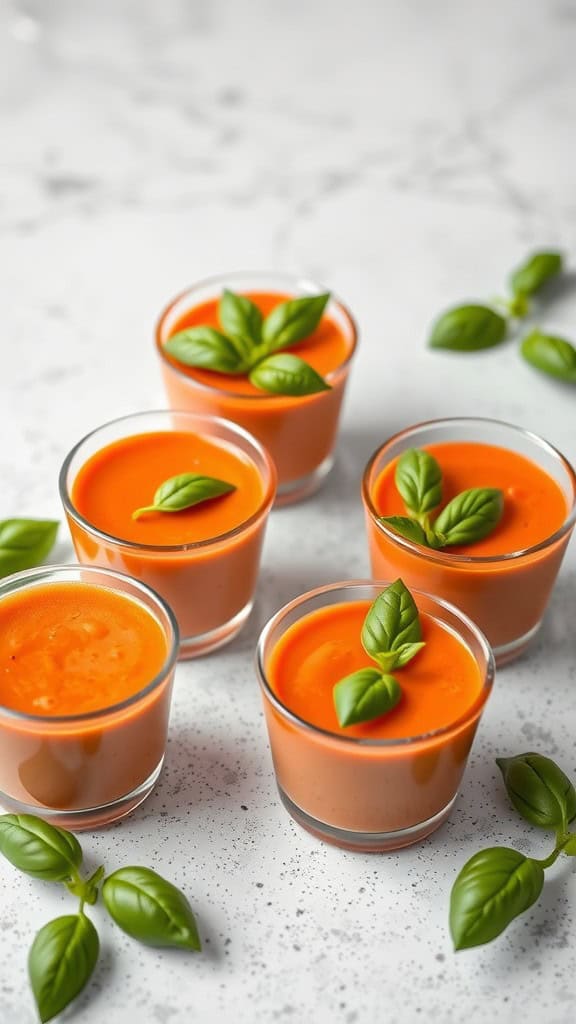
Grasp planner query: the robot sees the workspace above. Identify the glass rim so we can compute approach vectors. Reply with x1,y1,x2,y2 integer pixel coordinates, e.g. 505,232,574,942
59,409,277,553
154,269,359,401
361,416,576,565
255,579,495,748
0,563,180,725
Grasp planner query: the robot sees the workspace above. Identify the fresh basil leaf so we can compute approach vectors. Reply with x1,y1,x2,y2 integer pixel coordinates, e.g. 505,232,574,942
0,814,82,882
378,641,426,671
133,474,236,520
521,329,576,383
262,293,330,352
333,668,401,727
496,753,576,832
219,289,262,354
378,516,430,546
361,579,423,662
165,327,246,374
510,250,563,298
0,519,59,579
28,914,99,1023
102,866,201,951
450,847,544,950
433,487,504,547
395,448,443,519
249,353,330,396
429,304,507,351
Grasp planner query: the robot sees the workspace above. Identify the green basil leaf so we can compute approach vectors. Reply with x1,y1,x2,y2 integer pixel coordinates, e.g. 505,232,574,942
450,847,544,950
510,250,563,297
165,327,246,374
361,579,423,663
0,814,82,881
429,304,507,351
394,448,443,519
133,474,236,520
378,516,430,546
563,835,576,856
496,752,576,831
433,487,504,547
102,866,201,951
377,641,426,671
29,913,99,1023
219,289,262,354
333,668,401,727
0,519,59,579
262,293,330,352
521,329,576,383
249,353,330,396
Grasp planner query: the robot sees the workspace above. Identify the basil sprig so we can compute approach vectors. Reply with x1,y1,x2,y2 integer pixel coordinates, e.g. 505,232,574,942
133,473,236,520
520,329,576,383
0,519,59,579
0,814,203,1020
450,752,576,950
379,448,504,551
332,579,425,728
165,289,331,396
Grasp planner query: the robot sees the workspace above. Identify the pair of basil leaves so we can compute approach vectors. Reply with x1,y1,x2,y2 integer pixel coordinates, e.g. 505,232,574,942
165,289,332,396
379,448,504,550
430,250,576,383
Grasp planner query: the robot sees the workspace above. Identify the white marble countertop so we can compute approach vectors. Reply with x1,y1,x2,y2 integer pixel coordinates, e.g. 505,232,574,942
1,1,575,1021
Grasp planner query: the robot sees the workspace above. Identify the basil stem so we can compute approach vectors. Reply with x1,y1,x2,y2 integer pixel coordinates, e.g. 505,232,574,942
521,329,576,383
429,305,507,352
333,669,401,728
133,474,236,520
102,866,201,951
0,519,59,579
496,753,576,833
28,913,99,1023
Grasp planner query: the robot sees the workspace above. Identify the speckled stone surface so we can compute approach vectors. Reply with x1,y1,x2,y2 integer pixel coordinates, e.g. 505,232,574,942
1,1,575,1021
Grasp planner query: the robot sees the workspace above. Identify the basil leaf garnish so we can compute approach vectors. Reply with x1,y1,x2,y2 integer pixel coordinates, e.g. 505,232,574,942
510,250,563,298
361,579,423,665
521,329,576,383
429,304,507,351
433,487,504,547
496,753,576,832
249,353,330,395
28,913,99,1023
133,474,236,520
0,519,59,579
262,293,330,352
219,289,262,354
449,847,544,950
333,668,401,727
165,327,247,374
0,814,82,882
394,448,443,520
378,516,430,546
102,866,201,951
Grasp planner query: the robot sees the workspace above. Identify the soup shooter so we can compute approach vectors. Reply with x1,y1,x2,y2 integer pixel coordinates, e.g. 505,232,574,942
0,565,178,828
155,272,358,504
362,418,576,665
257,580,493,851
60,411,276,657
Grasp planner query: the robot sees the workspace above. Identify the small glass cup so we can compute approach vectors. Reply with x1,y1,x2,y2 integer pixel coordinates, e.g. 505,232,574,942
0,564,178,830
60,410,276,658
155,271,358,505
256,581,494,852
362,418,576,666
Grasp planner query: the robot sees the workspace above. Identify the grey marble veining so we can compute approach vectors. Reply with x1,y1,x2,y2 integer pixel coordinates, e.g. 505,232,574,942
1,1,575,1022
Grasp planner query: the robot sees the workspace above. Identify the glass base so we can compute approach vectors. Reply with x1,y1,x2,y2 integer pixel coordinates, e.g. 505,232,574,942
178,599,253,659
0,759,164,831
493,620,542,667
278,786,457,851
275,453,335,507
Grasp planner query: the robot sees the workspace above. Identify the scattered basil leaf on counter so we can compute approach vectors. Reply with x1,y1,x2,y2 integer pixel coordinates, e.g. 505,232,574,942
361,579,423,665
450,848,544,951
102,867,201,951
378,516,429,546
333,669,401,728
394,448,443,523
429,305,507,351
432,487,504,547
219,289,262,355
0,814,82,882
0,519,59,579
165,326,247,374
28,913,99,1024
510,250,563,298
132,473,236,520
249,353,330,395
520,329,576,382
262,293,330,352
496,753,576,832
